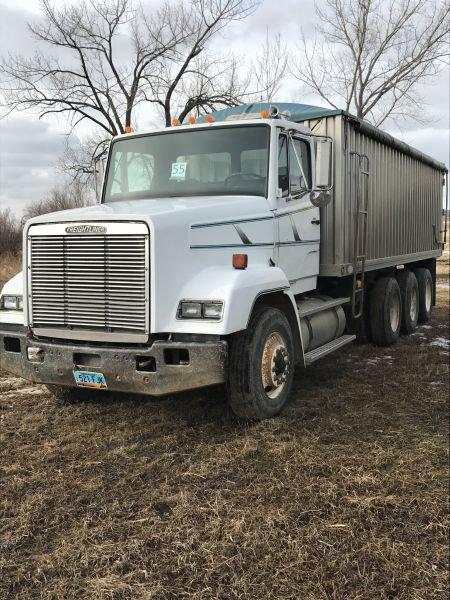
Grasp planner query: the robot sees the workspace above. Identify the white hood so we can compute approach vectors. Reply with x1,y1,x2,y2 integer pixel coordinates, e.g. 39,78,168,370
29,194,270,223
22,194,285,336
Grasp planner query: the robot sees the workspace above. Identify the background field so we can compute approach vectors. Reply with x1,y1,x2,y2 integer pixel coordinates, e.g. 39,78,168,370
0,254,448,599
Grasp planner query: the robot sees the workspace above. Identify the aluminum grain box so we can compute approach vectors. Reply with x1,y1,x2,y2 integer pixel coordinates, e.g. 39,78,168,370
294,108,447,277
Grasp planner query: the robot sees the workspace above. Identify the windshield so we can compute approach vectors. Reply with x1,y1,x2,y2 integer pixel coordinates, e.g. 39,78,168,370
104,125,269,201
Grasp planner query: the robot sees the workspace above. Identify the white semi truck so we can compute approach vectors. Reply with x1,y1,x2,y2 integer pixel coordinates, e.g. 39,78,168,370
0,103,447,419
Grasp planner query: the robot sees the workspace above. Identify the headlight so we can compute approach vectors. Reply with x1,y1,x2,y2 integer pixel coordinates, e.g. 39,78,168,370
203,302,223,319
178,300,223,320
1,295,23,311
180,301,203,319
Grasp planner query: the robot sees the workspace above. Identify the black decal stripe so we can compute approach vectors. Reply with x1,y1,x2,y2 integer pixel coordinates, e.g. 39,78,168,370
191,206,316,230
275,205,316,217
191,215,273,229
190,243,273,249
233,224,252,245
190,240,319,249
278,240,319,246
289,214,301,242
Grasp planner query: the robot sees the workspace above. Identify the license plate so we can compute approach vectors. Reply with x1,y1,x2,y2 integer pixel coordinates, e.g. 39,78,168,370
73,370,107,389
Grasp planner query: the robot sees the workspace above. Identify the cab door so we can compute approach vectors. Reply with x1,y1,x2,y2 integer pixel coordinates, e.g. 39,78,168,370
274,133,320,292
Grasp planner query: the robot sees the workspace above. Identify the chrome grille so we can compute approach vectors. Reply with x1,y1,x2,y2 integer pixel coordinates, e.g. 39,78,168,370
29,225,149,341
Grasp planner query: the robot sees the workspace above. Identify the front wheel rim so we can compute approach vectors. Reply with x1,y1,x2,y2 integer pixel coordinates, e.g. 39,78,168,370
261,332,290,400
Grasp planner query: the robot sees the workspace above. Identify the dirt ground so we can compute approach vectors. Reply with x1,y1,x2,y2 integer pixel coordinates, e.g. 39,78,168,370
1,257,449,599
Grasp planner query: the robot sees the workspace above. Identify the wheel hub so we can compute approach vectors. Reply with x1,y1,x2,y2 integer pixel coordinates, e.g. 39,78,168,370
261,333,290,399
410,286,419,322
390,293,400,332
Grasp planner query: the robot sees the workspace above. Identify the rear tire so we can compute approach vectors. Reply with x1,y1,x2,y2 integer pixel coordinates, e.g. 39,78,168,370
413,268,433,323
397,269,419,334
227,308,294,420
369,276,402,346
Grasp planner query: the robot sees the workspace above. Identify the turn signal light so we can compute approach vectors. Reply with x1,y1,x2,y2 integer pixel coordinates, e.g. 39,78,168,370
233,253,248,269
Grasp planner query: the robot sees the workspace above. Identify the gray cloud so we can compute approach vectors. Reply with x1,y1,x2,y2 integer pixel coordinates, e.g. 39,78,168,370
0,118,66,213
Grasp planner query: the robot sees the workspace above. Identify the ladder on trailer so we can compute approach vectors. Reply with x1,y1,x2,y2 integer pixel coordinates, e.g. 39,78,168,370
350,152,370,319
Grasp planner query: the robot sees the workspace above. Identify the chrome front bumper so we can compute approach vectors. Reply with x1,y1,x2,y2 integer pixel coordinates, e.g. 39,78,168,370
0,327,227,396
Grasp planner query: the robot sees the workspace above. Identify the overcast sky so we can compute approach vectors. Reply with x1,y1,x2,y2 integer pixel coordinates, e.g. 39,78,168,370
0,0,448,214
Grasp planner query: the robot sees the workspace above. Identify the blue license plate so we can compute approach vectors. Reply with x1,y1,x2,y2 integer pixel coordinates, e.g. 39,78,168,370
73,370,107,389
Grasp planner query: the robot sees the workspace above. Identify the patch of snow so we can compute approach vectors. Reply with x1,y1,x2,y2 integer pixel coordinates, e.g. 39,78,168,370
365,356,393,365
20,387,45,395
430,337,450,349
436,283,449,289
0,378,24,391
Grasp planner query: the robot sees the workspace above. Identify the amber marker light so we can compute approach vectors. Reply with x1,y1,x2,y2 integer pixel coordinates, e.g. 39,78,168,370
171,118,181,126
233,253,248,270
260,109,269,118
205,114,215,123
124,125,134,133
187,115,196,124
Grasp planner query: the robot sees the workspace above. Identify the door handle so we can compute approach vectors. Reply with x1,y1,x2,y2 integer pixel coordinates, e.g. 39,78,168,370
311,218,320,225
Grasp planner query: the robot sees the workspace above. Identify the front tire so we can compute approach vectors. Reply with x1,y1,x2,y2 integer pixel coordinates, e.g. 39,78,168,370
369,276,402,346
227,308,294,420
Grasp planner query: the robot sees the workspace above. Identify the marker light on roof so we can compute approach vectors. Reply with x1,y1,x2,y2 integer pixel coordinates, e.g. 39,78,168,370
124,125,134,133
187,115,196,124
260,109,269,118
205,114,215,123
171,118,181,126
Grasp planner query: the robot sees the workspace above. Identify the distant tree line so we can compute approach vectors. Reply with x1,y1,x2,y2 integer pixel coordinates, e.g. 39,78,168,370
0,182,89,254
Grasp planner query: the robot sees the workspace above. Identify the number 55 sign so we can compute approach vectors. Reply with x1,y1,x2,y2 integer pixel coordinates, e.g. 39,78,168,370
170,162,187,179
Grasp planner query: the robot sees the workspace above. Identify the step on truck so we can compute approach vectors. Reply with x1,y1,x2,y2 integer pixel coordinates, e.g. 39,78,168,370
0,103,447,419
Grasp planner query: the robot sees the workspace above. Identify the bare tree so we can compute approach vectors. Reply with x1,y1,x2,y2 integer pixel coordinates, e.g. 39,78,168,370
1,0,260,132
0,209,22,254
294,0,450,126
253,30,288,103
0,0,287,184
22,181,92,221
58,135,111,187
147,50,252,125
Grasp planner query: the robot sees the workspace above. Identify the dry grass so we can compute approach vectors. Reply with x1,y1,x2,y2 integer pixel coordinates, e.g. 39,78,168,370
0,261,448,599
0,252,21,287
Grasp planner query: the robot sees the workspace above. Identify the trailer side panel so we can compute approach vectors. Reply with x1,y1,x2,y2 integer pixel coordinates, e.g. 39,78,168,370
301,115,445,277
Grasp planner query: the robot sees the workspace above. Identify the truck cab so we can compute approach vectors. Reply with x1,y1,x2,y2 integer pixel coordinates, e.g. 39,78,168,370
0,103,444,419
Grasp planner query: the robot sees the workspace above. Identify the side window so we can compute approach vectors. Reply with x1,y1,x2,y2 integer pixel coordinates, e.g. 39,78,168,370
278,135,289,196
289,138,311,195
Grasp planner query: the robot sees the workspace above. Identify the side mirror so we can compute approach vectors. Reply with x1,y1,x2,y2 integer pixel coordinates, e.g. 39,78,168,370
310,189,332,208
310,137,333,208
314,137,333,189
